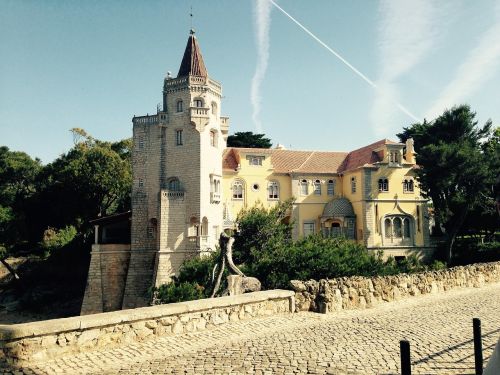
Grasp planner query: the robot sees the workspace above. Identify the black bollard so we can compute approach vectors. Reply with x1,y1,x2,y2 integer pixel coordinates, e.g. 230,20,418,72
400,340,411,375
473,318,483,375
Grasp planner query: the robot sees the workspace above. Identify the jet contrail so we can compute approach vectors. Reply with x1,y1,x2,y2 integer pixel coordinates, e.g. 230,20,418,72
268,0,421,122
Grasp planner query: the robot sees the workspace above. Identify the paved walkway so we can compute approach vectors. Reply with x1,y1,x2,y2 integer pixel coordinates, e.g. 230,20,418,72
7,283,500,375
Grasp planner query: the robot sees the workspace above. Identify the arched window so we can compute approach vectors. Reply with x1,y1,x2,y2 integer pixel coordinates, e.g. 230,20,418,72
201,217,208,236
393,217,402,237
378,178,389,192
327,180,335,196
403,179,414,193
384,218,392,238
194,98,203,108
176,100,183,112
403,217,411,238
314,180,321,195
300,179,308,195
268,181,279,200
351,177,356,193
211,102,218,115
232,180,244,200
383,215,413,245
210,130,217,147
167,177,180,191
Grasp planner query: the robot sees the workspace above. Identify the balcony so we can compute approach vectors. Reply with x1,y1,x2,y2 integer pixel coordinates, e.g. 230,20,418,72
211,192,221,203
161,190,185,200
187,235,210,250
133,114,158,126
190,107,209,118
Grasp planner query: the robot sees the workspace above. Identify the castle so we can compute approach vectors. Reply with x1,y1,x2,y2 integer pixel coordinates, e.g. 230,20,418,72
81,31,434,314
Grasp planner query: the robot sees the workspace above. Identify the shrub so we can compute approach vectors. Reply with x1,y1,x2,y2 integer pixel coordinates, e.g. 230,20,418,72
153,251,223,304
40,225,77,257
245,235,392,289
153,281,205,304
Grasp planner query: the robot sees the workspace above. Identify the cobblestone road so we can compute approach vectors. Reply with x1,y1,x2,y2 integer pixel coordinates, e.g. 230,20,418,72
9,283,500,375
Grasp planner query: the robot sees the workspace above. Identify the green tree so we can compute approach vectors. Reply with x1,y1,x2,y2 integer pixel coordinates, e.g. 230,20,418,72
227,131,272,148
233,199,294,264
397,105,495,261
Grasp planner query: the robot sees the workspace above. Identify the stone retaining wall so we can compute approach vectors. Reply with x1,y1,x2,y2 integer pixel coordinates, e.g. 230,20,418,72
0,290,294,365
291,262,500,313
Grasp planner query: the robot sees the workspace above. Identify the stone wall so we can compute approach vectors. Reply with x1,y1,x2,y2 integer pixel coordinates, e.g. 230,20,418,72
81,244,131,315
291,262,500,313
0,290,294,365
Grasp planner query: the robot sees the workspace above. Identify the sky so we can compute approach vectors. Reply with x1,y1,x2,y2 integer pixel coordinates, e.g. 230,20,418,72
1,0,499,163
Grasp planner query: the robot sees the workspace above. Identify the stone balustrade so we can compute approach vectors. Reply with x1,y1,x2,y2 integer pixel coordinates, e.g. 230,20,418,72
291,261,500,313
0,290,294,365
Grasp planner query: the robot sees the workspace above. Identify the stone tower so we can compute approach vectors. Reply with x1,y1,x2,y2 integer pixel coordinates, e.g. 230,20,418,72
121,30,229,309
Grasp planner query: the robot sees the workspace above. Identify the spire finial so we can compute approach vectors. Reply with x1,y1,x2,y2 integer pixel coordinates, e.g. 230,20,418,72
190,6,194,34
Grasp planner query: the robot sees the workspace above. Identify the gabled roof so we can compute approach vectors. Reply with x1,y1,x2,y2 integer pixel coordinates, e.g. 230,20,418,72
177,31,208,78
222,139,403,174
339,139,401,172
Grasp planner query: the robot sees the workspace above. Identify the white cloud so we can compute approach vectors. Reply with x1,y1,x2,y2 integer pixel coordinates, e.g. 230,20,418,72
250,0,272,133
371,0,445,133
425,4,500,120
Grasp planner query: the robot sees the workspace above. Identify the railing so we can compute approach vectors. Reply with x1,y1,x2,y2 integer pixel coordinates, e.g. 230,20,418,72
186,235,209,249
133,115,158,125
211,192,221,203
161,190,185,199
190,107,209,117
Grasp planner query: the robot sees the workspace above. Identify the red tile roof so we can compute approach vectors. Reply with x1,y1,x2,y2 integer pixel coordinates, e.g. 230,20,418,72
222,139,402,174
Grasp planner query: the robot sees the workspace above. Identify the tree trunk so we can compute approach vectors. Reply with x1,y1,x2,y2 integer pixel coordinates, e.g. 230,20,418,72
445,208,469,263
0,258,20,281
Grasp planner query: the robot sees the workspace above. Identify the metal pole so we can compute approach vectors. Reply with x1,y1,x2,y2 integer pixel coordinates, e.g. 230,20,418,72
473,318,483,375
400,340,411,375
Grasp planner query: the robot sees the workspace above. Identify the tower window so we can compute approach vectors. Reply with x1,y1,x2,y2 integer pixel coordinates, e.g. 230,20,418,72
176,130,183,145
167,177,181,191
194,99,203,108
249,156,263,166
138,136,144,150
138,178,144,187
378,178,389,192
351,177,356,193
314,180,321,195
327,180,335,196
211,102,217,115
176,100,183,112
210,130,217,147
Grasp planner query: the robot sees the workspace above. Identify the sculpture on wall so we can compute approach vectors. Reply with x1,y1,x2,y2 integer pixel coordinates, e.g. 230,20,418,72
210,232,261,297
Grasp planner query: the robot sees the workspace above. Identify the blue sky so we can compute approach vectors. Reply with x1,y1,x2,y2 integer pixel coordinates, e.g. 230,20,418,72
1,0,499,163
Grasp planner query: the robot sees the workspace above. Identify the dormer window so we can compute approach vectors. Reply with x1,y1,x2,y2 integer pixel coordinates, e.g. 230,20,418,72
403,179,414,193
389,150,401,166
378,178,389,192
248,156,263,166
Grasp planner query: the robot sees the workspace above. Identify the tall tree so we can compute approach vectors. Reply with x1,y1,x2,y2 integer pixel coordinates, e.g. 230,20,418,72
227,132,272,148
397,105,495,261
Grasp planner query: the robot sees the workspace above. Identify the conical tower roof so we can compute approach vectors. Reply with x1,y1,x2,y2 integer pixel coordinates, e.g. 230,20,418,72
177,30,208,78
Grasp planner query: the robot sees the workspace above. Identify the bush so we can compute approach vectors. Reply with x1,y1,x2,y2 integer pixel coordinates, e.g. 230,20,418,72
40,225,77,257
152,251,223,304
245,235,392,289
153,281,204,304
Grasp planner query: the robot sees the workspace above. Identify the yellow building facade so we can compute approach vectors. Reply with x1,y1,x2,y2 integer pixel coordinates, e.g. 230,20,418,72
222,138,434,260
